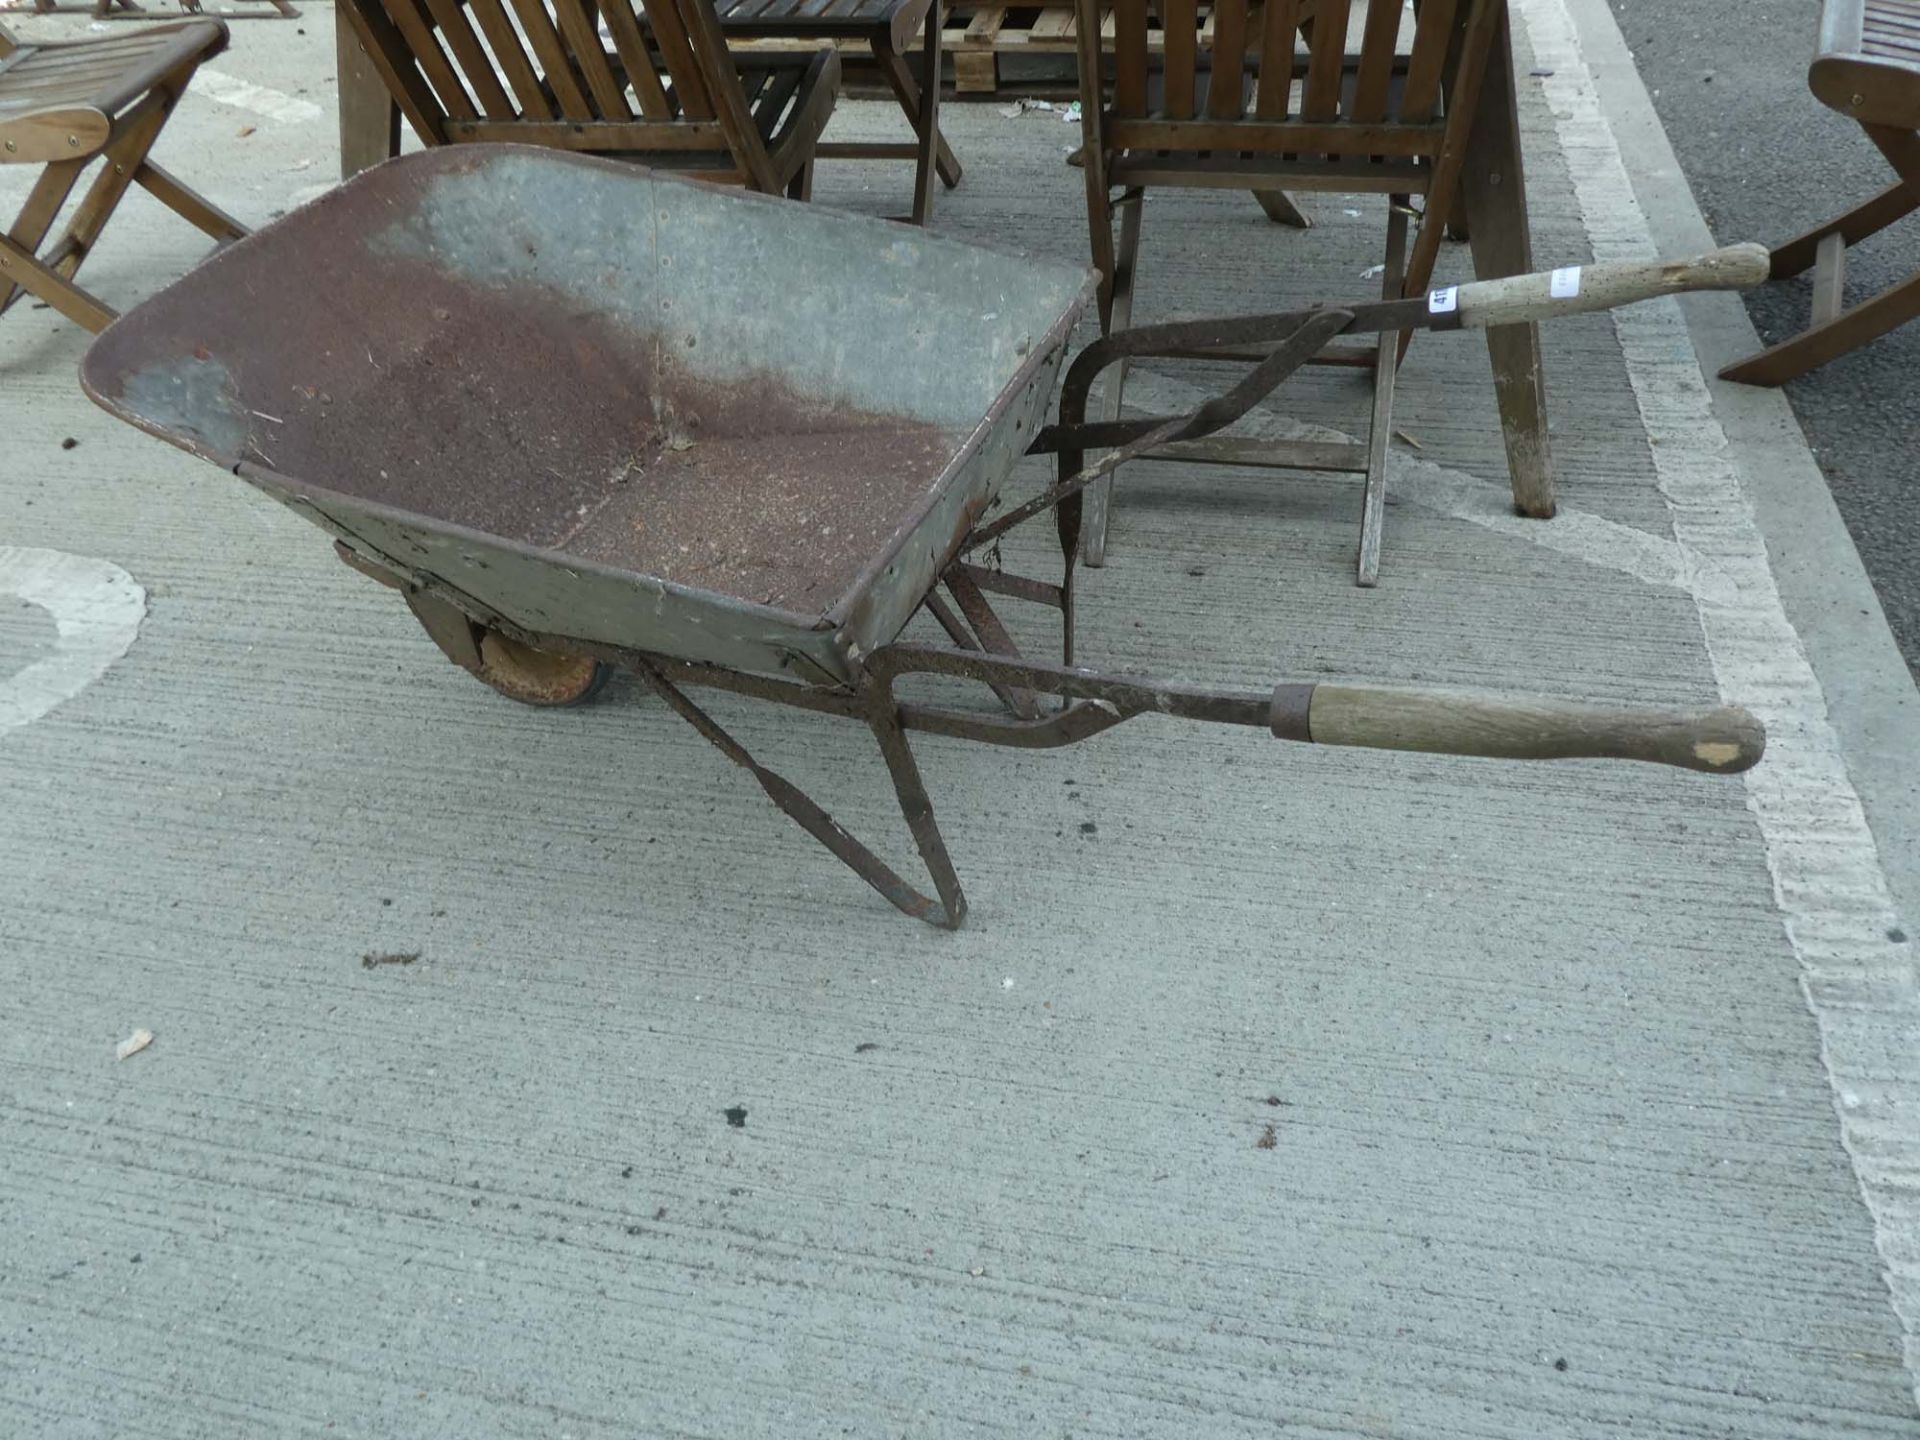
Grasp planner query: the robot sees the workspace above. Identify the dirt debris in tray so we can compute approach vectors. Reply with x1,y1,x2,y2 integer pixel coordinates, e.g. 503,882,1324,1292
563,423,963,614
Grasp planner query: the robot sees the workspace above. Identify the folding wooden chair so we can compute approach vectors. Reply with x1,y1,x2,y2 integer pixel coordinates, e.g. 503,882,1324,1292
1072,0,1554,583
337,0,839,198
1721,0,1920,385
0,18,247,334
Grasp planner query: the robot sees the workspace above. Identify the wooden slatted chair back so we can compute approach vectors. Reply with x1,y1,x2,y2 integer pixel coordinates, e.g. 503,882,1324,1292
1086,0,1498,186
339,0,780,188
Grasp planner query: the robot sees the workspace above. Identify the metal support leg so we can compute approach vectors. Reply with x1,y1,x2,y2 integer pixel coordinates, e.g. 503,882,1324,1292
631,658,966,928
1081,187,1143,567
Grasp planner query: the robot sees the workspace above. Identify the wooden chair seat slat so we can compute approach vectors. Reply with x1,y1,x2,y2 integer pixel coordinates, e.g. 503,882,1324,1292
748,57,804,140
1113,0,1149,112
504,0,596,119
597,0,675,117
418,0,515,118
377,0,478,121
1301,0,1351,118
1161,0,1198,118
643,0,719,118
1396,0,1456,120
1349,0,1402,122
1205,0,1250,118
549,0,634,119
463,0,556,120
0,22,225,115
1254,0,1300,118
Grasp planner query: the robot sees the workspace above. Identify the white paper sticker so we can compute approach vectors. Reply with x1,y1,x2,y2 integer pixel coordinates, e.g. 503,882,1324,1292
1549,265,1582,299
1427,286,1459,315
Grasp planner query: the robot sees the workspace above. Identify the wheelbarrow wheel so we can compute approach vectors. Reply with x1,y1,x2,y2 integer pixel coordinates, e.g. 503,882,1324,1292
387,577,609,708
472,629,612,708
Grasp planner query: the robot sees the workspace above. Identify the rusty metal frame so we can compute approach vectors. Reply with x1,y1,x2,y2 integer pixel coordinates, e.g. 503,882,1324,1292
339,525,1292,928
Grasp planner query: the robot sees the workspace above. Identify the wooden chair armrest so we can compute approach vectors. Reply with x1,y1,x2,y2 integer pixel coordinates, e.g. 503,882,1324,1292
1810,0,1920,128
0,105,112,164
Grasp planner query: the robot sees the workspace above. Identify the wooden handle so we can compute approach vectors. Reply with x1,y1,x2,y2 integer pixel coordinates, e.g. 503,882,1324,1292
1445,244,1772,330
1291,685,1765,774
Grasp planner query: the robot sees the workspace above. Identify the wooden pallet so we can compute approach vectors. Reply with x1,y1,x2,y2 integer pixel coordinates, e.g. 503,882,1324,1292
732,4,1218,96
951,3,1214,92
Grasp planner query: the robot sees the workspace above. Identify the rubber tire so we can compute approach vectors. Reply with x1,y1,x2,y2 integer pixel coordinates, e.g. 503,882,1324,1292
472,629,613,708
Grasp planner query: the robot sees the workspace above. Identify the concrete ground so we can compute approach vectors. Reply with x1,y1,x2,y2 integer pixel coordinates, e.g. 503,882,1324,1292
2,1,1916,1435
1612,0,1920,677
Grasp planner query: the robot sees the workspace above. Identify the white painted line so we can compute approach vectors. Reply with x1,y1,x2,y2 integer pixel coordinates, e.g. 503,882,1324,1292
0,548,145,736
1524,0,1919,1400
191,68,324,126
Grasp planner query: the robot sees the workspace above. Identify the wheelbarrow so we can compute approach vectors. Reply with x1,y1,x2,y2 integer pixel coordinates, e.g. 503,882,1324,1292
81,147,1768,928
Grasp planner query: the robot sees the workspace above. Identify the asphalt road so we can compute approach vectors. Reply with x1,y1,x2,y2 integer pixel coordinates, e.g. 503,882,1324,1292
1611,0,1918,675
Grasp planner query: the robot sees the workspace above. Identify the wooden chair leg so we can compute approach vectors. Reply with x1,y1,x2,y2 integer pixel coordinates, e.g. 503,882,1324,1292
1253,189,1310,227
337,4,404,180
871,0,963,223
787,157,815,201
1721,125,1920,385
2,73,240,333
1358,198,1409,587
908,0,941,224
1721,264,1920,387
136,162,249,242
1455,11,1554,519
32,91,173,303
0,233,117,331
1765,173,1919,279
0,158,86,315
1081,187,1142,568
